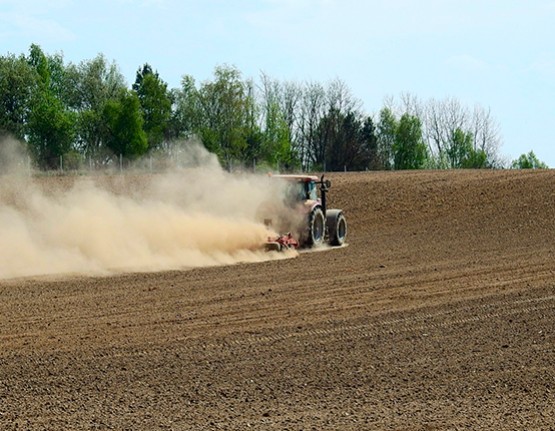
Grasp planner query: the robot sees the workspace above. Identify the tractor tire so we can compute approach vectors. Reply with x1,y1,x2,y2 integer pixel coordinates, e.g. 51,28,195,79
326,209,347,246
306,207,325,247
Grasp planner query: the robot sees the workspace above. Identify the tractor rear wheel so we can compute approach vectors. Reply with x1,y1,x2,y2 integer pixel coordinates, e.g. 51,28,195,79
306,207,325,247
326,209,347,246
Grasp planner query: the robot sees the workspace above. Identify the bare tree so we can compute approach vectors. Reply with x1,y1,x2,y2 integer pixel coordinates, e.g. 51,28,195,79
471,104,502,167
399,92,424,119
386,93,502,168
280,80,302,141
326,77,362,114
428,97,468,167
298,81,326,170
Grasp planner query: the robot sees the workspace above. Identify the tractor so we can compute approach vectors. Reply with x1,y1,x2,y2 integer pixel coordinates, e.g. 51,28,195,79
264,174,347,251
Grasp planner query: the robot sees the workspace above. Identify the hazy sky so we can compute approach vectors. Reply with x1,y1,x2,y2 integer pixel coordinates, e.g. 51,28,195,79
1,0,554,166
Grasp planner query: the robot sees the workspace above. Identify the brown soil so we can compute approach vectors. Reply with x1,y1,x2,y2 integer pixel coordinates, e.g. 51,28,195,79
2,169,555,430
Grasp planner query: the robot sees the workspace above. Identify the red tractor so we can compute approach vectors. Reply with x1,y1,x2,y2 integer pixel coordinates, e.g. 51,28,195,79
265,174,347,251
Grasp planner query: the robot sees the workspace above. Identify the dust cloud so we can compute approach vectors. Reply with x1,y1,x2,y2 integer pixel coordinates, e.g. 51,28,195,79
0,139,296,280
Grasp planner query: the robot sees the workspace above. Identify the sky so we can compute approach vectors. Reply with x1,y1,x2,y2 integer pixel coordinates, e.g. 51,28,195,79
1,0,554,166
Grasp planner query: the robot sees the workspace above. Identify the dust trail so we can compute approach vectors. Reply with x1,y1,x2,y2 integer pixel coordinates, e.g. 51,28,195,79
0,139,296,280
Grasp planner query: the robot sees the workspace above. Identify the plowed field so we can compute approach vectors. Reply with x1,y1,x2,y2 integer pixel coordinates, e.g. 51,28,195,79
2,170,555,430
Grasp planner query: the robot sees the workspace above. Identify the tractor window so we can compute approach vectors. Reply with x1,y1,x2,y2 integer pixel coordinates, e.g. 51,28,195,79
283,180,318,205
285,182,307,205
307,181,318,201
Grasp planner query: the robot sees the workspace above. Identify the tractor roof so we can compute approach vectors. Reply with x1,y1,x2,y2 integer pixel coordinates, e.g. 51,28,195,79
270,174,319,182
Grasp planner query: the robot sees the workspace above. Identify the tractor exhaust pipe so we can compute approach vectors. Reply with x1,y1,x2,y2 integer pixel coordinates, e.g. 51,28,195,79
319,175,331,216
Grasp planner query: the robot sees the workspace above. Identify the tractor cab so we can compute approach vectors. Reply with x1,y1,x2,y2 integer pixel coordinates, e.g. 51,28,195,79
281,176,320,207
272,175,323,209
266,174,346,249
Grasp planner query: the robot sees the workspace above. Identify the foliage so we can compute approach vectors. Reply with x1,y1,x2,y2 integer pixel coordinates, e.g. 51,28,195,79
68,54,127,162
393,114,428,170
0,43,541,173
314,108,374,172
261,99,295,169
361,117,381,170
511,151,548,169
177,65,252,166
388,94,501,168
376,108,397,170
26,90,76,169
448,128,488,169
171,75,202,140
132,64,172,150
258,75,298,170
102,89,147,160
0,53,36,140
25,45,76,170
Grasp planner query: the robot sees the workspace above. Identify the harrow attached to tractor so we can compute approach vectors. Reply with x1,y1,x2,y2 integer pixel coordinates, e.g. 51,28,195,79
265,232,299,252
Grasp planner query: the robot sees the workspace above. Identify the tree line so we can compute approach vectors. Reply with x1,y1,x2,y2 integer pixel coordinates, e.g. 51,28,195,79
0,44,547,172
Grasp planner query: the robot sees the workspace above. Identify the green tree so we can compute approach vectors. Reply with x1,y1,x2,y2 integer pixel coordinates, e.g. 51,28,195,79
190,65,254,167
26,91,76,169
393,113,428,170
66,54,126,111
341,111,374,171
447,128,488,168
132,64,172,150
361,116,380,170
103,89,147,160
511,151,548,169
313,107,337,170
259,75,297,170
265,114,296,169
376,107,397,170
25,44,76,169
447,128,472,168
461,148,488,169
66,54,127,163
0,53,36,140
27,44,49,85
171,75,203,141
309,105,375,172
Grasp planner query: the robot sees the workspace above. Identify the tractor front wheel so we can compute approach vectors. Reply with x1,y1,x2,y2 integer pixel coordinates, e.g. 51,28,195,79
306,207,325,247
